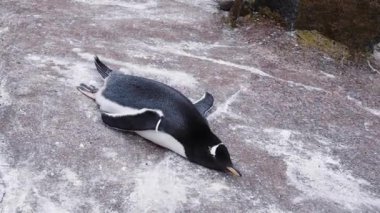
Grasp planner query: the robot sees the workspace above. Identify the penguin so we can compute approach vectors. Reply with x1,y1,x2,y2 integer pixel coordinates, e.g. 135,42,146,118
77,56,241,176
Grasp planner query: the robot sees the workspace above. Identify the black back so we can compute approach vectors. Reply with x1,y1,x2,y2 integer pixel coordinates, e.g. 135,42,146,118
102,72,214,148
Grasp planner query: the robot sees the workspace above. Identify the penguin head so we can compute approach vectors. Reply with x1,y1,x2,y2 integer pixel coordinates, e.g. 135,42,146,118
191,143,242,177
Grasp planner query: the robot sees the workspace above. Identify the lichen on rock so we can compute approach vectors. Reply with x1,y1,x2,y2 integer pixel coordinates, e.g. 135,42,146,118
296,30,350,60
218,0,379,59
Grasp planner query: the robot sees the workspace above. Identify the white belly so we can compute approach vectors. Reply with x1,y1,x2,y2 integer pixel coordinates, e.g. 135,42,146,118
135,130,186,158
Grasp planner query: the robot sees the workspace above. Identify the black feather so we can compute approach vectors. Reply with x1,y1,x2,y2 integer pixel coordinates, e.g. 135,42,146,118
94,56,113,78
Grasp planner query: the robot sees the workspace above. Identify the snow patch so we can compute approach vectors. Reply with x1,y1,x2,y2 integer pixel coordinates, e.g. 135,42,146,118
260,204,292,213
61,168,82,186
347,95,380,117
0,78,11,106
257,128,380,210
173,0,217,13
0,155,47,212
73,0,157,10
139,40,327,92
73,49,198,88
0,134,100,212
146,42,273,78
78,100,98,121
209,89,242,120
319,71,336,79
172,41,237,51
129,156,188,212
284,80,325,92
102,148,118,159
25,54,98,87
75,0,213,24
313,135,332,146
128,154,238,212
208,182,229,191
0,27,9,34
35,193,70,213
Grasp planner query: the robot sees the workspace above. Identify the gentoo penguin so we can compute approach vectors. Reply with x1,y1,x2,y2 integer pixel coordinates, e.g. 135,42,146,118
77,57,241,176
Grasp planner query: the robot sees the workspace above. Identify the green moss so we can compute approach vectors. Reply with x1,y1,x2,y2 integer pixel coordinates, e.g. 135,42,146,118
259,7,284,25
296,30,350,59
296,0,380,54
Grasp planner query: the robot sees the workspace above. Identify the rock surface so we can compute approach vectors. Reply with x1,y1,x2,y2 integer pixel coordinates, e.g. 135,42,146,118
253,0,380,52
254,0,299,29
296,0,380,53
1,0,380,212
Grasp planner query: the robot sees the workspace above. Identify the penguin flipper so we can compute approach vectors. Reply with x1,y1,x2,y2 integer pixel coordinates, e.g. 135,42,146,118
101,110,162,131
194,92,214,117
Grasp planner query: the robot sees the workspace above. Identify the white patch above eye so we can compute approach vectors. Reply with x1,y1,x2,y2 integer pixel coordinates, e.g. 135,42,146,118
209,144,222,156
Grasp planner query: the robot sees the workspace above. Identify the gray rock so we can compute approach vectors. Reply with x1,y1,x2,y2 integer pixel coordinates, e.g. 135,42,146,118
0,0,379,212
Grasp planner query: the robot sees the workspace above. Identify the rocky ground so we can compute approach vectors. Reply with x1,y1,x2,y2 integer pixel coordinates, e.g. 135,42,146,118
1,0,380,212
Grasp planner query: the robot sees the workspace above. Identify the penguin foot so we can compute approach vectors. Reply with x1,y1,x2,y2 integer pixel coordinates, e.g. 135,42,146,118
77,83,97,100
79,83,98,93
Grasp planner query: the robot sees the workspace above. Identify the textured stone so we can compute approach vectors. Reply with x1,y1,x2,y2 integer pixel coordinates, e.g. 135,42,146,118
254,0,299,29
297,0,380,53
253,0,380,53
1,0,380,212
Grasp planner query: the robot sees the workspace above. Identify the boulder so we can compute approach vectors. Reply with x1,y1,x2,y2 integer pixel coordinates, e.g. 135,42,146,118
253,0,299,30
253,0,380,53
296,0,380,53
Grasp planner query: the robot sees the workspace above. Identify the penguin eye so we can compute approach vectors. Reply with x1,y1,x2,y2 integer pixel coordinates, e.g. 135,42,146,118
215,145,230,160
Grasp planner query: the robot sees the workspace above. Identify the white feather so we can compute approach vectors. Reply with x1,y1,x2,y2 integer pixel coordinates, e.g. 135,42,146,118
136,130,186,157
95,79,185,157
95,81,164,117
210,144,222,156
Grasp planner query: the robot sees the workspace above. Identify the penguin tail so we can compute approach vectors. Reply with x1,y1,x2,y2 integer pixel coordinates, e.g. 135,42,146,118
94,56,113,78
